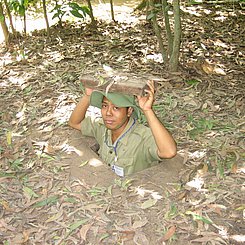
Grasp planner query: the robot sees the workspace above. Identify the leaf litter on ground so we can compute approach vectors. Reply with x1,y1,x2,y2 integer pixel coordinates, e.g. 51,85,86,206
0,3,244,244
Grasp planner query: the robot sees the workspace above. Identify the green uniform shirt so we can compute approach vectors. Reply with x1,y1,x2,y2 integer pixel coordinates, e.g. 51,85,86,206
81,116,161,176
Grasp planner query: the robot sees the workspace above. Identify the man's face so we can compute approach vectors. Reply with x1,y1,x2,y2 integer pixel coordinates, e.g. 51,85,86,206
101,97,129,131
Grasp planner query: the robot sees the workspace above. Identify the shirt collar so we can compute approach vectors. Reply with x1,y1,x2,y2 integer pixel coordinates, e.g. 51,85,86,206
105,117,136,147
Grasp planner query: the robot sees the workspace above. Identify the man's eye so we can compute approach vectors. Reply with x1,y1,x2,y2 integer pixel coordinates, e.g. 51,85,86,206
102,104,107,108
113,106,119,110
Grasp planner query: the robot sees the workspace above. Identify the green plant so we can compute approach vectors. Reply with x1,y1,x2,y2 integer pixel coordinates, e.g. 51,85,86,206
165,203,178,219
37,152,56,162
51,2,66,26
114,178,133,191
186,210,213,224
187,115,216,139
185,79,200,86
51,1,90,27
87,186,106,197
216,158,225,179
33,195,59,207
9,0,27,17
0,146,4,154
224,153,237,171
9,0,28,27
68,2,90,19
9,158,24,170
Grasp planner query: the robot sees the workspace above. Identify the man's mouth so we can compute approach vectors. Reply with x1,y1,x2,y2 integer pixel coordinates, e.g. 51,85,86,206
104,119,114,125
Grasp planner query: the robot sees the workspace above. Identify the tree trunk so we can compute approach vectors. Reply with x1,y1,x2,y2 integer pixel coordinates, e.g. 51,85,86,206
169,0,181,71
3,0,16,36
23,11,26,34
86,0,96,26
145,0,150,20
149,0,166,62
162,0,173,57
0,2,9,44
110,0,115,22
42,0,50,36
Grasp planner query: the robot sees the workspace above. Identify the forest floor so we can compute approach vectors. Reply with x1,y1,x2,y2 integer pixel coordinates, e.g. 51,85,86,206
0,3,244,245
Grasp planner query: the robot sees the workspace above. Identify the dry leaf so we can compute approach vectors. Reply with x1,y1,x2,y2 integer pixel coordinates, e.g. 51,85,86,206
140,198,157,209
213,67,226,75
79,223,92,241
133,231,149,245
190,233,226,243
6,131,12,145
0,219,16,232
22,230,29,243
177,190,188,201
82,203,103,213
162,226,176,241
197,163,209,176
45,210,63,223
231,163,238,173
0,200,13,212
44,144,56,154
207,204,227,216
38,115,55,124
132,218,148,229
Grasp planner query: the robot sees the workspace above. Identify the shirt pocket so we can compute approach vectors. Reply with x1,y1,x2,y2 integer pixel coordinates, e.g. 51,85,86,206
117,157,135,176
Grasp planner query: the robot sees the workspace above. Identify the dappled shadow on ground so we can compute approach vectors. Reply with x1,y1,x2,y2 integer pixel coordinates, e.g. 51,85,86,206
0,3,244,244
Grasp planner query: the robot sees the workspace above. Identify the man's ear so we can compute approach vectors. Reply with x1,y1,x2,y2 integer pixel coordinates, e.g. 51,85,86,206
127,107,134,117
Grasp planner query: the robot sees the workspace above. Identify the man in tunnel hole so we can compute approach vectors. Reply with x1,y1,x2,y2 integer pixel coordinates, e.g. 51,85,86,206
68,80,177,177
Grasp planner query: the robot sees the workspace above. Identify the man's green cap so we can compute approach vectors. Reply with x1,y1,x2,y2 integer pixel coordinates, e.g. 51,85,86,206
90,91,140,118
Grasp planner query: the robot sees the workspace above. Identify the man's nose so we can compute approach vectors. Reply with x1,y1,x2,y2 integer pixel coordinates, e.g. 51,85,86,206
106,106,113,115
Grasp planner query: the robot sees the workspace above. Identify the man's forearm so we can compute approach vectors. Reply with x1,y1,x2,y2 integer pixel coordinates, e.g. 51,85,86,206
143,109,177,158
68,95,90,130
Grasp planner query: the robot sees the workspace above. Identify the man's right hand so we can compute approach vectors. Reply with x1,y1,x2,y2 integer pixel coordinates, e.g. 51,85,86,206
85,87,93,96
68,90,91,130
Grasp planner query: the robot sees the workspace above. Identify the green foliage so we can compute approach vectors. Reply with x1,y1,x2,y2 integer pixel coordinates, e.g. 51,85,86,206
33,195,59,207
146,3,161,20
216,159,225,179
165,203,178,219
187,115,216,139
51,3,66,21
187,0,201,5
146,11,156,20
114,178,133,191
86,186,106,197
9,0,28,16
23,186,39,198
0,14,4,22
146,2,171,20
51,1,90,25
185,79,200,86
9,158,24,170
68,2,90,19
186,210,213,224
